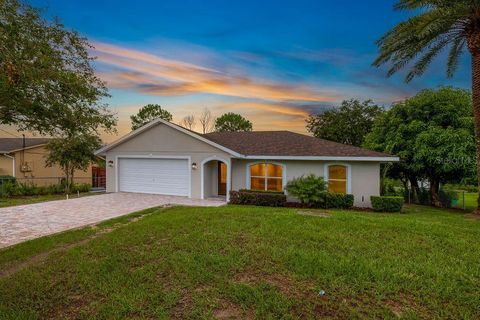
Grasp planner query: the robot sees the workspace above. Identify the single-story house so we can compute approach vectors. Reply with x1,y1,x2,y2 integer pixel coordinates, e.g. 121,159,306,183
96,119,399,207
0,138,98,186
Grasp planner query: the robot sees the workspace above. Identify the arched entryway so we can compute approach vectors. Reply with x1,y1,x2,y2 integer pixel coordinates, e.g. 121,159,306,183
201,157,230,200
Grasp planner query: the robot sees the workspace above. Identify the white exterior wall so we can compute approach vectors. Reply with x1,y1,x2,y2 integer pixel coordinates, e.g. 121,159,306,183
232,159,380,207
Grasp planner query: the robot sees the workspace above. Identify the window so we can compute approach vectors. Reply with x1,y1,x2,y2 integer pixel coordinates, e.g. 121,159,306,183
327,165,347,193
249,163,283,192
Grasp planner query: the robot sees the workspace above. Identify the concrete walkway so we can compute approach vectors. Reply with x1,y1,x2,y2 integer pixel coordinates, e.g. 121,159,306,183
0,193,225,248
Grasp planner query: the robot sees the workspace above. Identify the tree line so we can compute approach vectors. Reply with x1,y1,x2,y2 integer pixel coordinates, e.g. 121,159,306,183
306,87,476,207
130,104,253,133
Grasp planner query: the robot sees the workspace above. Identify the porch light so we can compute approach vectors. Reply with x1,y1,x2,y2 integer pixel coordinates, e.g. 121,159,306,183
191,162,197,170
108,160,114,168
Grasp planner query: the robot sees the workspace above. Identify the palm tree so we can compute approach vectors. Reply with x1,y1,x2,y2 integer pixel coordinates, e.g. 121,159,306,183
373,0,480,211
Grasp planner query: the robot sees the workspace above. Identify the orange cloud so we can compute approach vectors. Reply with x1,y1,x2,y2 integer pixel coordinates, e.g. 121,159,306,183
92,41,339,102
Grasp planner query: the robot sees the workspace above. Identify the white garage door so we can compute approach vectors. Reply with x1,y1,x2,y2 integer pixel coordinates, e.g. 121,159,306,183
118,158,189,196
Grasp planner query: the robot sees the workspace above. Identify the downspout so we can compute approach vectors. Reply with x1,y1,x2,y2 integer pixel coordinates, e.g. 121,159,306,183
3,153,15,177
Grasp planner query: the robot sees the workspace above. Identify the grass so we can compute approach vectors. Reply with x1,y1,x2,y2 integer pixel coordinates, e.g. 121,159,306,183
0,192,98,208
453,192,478,211
0,205,479,319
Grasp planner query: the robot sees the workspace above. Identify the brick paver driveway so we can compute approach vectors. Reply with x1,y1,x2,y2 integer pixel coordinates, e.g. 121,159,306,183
0,193,225,248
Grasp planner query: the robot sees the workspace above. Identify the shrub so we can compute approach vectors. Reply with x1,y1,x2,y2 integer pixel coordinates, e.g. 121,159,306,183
382,179,404,197
371,196,404,212
0,181,16,197
72,183,91,193
438,188,458,208
0,181,91,198
0,175,16,186
229,190,286,207
324,192,354,209
285,175,325,204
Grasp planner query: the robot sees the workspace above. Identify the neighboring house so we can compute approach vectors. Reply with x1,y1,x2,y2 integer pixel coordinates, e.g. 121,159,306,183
0,138,95,186
96,119,399,207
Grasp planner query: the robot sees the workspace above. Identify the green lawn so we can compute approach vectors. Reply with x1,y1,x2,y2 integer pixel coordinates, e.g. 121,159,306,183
0,192,98,208
0,205,479,319
453,192,478,211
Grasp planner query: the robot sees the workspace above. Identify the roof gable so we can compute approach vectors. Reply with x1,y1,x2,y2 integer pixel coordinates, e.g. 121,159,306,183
95,119,242,157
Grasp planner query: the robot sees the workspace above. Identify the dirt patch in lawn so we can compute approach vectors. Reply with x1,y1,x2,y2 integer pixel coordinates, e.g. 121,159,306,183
297,210,331,218
213,299,253,319
464,213,480,220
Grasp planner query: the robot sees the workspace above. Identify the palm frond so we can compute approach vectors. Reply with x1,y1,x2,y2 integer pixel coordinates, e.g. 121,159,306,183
447,37,466,77
395,0,471,11
405,37,450,81
374,4,470,82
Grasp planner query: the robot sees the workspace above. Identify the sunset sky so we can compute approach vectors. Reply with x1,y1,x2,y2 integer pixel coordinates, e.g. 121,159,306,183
14,0,473,141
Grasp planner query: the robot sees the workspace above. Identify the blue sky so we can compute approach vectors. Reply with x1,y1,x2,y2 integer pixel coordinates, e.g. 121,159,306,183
27,0,472,140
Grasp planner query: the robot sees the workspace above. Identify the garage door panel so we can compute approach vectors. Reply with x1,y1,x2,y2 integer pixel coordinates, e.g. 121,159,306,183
118,158,189,196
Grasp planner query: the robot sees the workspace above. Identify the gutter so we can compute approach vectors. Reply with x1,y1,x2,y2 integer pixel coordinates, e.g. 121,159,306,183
2,153,15,177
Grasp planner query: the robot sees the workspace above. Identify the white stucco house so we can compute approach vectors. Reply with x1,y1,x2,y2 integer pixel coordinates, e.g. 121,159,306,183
95,119,399,207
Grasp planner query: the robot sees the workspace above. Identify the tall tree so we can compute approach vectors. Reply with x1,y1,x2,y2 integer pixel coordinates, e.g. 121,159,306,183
364,87,475,206
373,0,480,210
180,115,196,130
0,0,115,136
199,108,215,134
214,112,252,132
306,99,383,146
130,104,172,130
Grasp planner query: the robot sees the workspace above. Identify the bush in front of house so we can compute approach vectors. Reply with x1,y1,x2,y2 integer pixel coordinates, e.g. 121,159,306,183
0,175,16,186
229,190,286,207
324,192,354,209
285,174,326,205
0,181,91,198
285,175,354,209
371,196,404,212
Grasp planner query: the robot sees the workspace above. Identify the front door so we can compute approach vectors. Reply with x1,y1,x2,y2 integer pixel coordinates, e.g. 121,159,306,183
218,161,227,196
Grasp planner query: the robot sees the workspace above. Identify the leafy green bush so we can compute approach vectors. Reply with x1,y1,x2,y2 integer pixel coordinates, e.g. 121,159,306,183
371,196,404,212
229,190,286,207
285,175,325,204
382,179,404,197
72,183,91,193
0,181,16,197
324,192,354,209
0,181,91,198
0,175,16,186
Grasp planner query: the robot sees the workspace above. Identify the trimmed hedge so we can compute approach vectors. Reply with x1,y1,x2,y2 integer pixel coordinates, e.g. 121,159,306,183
229,190,286,207
371,196,404,212
324,192,354,209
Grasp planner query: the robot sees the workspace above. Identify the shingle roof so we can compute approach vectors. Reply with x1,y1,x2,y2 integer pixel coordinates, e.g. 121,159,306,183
0,138,51,153
203,131,394,158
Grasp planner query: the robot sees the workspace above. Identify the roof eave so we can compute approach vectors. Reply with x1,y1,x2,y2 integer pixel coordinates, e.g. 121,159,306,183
240,155,400,162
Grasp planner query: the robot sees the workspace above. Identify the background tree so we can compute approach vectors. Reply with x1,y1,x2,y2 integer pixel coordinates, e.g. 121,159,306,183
45,135,101,194
364,87,475,206
180,115,196,130
199,108,215,133
214,112,252,132
0,0,115,136
130,104,172,130
306,99,383,146
373,0,480,210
